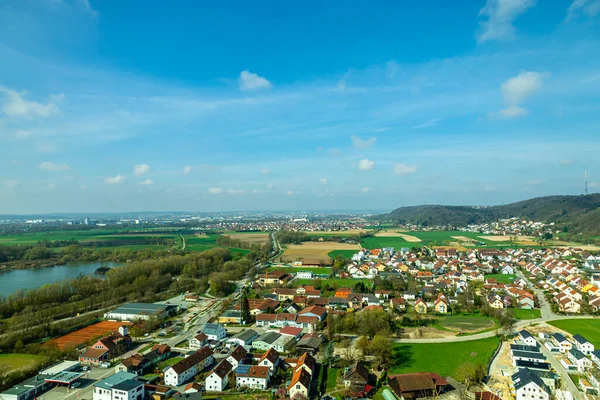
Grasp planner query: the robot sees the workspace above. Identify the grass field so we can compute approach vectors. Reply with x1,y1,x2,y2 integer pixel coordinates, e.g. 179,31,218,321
547,319,600,347
390,336,500,378
267,266,332,275
328,250,358,259
484,274,517,284
282,241,360,264
294,278,373,289
158,356,184,370
512,309,541,320
0,353,44,371
326,367,339,392
224,233,270,245
434,314,497,333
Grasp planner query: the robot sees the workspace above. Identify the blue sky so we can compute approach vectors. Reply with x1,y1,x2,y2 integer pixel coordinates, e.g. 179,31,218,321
1,0,600,213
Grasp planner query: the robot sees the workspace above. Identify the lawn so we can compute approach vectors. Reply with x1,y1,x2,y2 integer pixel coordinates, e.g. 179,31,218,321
390,336,500,379
434,313,498,333
157,356,184,370
547,319,600,347
0,353,44,371
512,309,541,320
360,236,413,249
484,274,517,284
294,278,373,289
326,367,339,392
328,250,359,259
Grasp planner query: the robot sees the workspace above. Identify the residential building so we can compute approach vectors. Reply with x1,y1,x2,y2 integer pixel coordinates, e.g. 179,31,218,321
288,368,311,399
80,328,132,365
201,323,227,341
227,329,258,347
573,334,595,355
414,298,427,314
512,368,550,400
226,345,248,370
343,362,370,389
189,333,208,350
552,333,572,353
257,348,280,373
205,359,233,392
235,365,270,389
164,347,214,386
518,330,538,348
568,348,592,372
93,372,144,400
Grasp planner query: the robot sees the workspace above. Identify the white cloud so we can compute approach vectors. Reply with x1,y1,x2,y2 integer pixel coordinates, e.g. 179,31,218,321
413,118,442,129
525,179,543,185
589,182,600,188
560,159,574,166
14,129,31,139
358,159,374,171
2,180,19,193
39,161,71,171
350,135,376,150
183,166,192,174
566,0,600,21
493,70,548,118
80,185,88,191
78,0,99,18
139,179,154,186
361,187,371,193
238,70,272,91
477,0,536,42
336,80,347,92
320,178,328,184
0,86,63,118
260,168,271,175
394,163,418,176
104,175,126,185
208,187,223,194
133,163,151,176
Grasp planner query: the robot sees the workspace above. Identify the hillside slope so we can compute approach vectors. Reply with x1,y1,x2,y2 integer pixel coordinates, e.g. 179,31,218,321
383,194,600,235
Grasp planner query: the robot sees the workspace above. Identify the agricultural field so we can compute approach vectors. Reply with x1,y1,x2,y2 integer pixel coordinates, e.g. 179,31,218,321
294,278,373,289
512,309,541,320
360,236,413,249
224,232,270,245
282,241,360,264
390,336,500,378
547,319,600,347
484,274,517,284
0,353,44,372
328,249,358,259
46,320,134,350
304,229,367,236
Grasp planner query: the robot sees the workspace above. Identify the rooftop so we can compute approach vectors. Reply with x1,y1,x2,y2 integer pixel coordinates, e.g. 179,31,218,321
109,302,176,316
95,371,138,390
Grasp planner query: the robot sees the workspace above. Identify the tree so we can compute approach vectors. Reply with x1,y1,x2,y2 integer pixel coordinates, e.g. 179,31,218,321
240,292,251,324
341,339,357,365
323,342,336,365
498,309,516,337
370,335,393,369
356,335,370,358
325,313,336,341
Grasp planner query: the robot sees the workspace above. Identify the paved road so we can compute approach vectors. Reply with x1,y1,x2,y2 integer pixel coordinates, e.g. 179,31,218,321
538,341,584,400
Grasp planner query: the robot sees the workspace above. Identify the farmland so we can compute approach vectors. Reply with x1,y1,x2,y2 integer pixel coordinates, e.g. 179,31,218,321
547,319,600,347
328,249,358,259
224,232,270,245
46,321,134,350
390,336,500,378
267,266,332,275
282,241,360,264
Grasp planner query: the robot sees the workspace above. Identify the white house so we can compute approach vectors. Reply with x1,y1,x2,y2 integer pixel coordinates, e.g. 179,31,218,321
189,333,208,350
552,333,572,353
236,365,270,389
164,347,214,386
591,350,600,367
519,330,538,348
202,323,227,341
226,345,248,370
573,334,595,355
296,271,313,279
568,348,592,373
513,368,550,400
205,359,233,392
93,372,145,400
257,348,280,373
227,329,258,347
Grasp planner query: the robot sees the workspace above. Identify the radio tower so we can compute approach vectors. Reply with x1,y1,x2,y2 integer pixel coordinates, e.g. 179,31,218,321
585,171,588,195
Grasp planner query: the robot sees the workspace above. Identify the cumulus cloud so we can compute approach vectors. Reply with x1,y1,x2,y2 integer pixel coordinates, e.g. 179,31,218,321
39,161,71,171
183,166,192,174
361,187,372,193
0,86,63,118
260,168,271,175
320,178,328,185
208,187,223,194
477,0,536,43
238,70,272,91
394,163,418,176
492,70,549,118
133,163,151,176
139,179,154,186
566,0,600,21
358,159,374,171
350,135,377,150
104,175,126,185
14,130,31,139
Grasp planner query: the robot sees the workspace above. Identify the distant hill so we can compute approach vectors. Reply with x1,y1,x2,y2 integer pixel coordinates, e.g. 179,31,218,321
382,194,600,235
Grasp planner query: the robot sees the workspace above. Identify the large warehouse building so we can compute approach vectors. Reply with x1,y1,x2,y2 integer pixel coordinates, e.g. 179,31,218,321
104,303,178,321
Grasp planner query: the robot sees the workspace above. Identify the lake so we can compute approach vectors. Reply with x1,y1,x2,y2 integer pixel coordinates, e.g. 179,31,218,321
0,261,120,297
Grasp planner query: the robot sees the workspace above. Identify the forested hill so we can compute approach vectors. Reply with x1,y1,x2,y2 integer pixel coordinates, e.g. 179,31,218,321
382,194,600,235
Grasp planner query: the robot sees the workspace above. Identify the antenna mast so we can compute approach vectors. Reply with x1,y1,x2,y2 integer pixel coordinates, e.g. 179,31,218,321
585,171,588,195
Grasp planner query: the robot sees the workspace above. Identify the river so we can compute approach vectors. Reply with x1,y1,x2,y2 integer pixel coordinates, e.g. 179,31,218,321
0,261,121,297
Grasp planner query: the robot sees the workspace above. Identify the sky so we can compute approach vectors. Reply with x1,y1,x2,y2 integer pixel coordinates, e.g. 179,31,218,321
1,0,600,214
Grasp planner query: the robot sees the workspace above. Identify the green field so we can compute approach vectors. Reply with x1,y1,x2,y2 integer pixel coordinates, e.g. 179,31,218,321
328,250,358,259
390,336,500,378
360,236,412,249
435,313,498,333
0,353,44,371
484,274,517,284
512,309,541,320
548,319,600,347
158,356,184,370
294,278,373,289
326,367,339,392
268,266,332,275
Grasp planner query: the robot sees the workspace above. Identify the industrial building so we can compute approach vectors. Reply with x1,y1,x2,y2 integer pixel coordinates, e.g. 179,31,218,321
104,303,178,321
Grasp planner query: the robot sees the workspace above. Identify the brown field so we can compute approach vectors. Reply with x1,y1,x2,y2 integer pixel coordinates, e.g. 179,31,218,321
282,241,360,264
225,233,270,245
432,245,468,251
48,321,133,350
398,234,421,242
374,231,403,237
304,229,367,236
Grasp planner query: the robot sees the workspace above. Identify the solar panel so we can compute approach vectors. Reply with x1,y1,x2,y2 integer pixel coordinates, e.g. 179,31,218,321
236,365,251,375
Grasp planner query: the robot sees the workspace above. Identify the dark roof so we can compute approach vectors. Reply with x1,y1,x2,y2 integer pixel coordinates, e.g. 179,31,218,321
258,348,280,365
112,380,144,391
231,329,258,342
288,368,311,390
515,360,551,371
512,351,545,360
512,368,548,392
169,347,213,374
255,331,280,344
344,362,370,382
228,345,248,362
510,344,540,352
388,373,437,393
569,348,586,360
210,359,233,379
519,330,533,339
573,334,590,345
552,333,567,342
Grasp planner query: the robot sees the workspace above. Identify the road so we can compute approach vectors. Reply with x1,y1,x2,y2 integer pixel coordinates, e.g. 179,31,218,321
538,341,583,400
